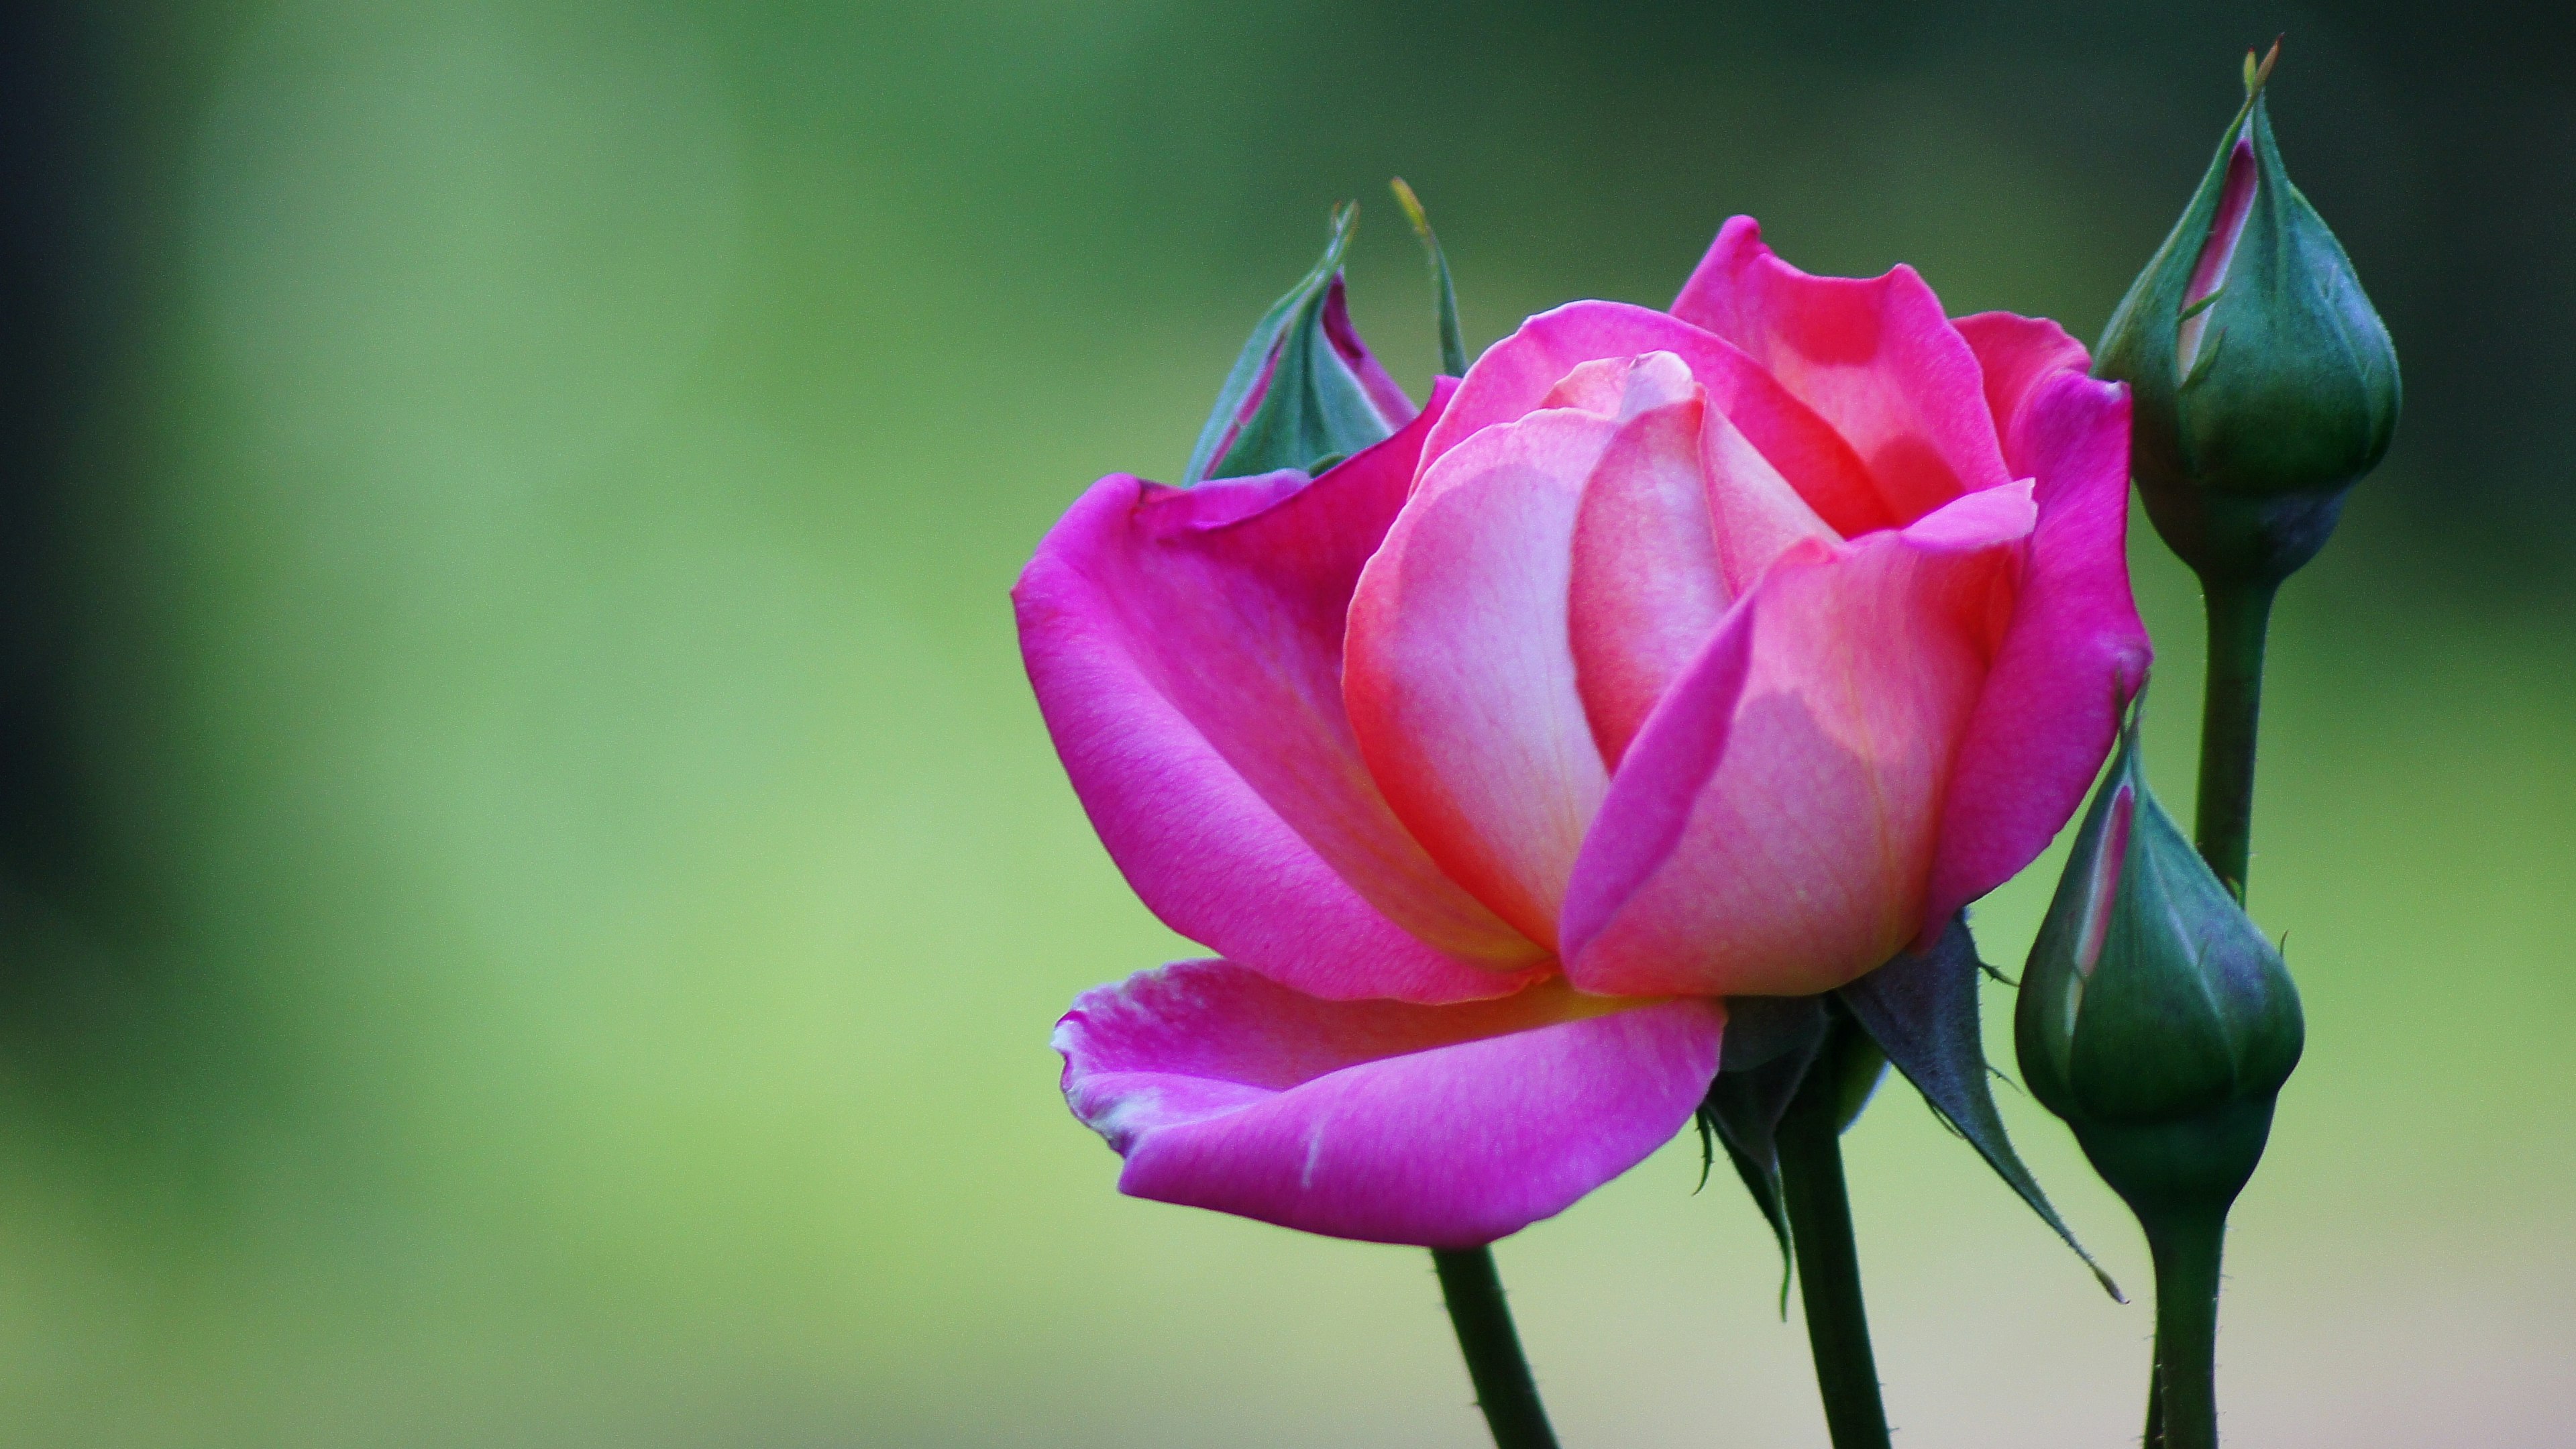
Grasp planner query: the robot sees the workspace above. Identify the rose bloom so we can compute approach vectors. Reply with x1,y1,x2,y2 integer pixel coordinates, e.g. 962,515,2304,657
1018,219,2149,1248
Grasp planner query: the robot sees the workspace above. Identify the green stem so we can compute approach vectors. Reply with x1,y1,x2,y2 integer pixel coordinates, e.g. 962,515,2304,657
1431,1246,1560,1449
2147,573,2275,1448
2193,579,2277,901
1776,1042,1892,1449
2141,1212,2227,1449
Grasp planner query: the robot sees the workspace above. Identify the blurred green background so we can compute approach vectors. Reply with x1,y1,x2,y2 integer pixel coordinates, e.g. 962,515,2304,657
1,1,2567,1444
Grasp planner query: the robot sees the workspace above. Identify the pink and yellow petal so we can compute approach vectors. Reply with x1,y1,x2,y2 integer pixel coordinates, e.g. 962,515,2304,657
1345,405,1621,950
1566,392,1835,767
1562,484,2037,1000
1568,396,1731,767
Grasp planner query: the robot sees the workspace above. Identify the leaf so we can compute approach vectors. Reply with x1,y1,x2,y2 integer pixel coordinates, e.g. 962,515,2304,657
1838,915,2125,1301
1181,203,1409,486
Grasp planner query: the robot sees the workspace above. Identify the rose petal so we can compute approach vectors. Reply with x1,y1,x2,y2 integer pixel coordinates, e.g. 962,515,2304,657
1344,404,1621,951
1567,397,1727,767
1057,959,1725,1247
1568,394,1834,766
1016,379,1548,1005
1562,483,2037,999
1922,371,2151,935
1673,217,2013,527
1425,300,1888,537
1953,311,2092,471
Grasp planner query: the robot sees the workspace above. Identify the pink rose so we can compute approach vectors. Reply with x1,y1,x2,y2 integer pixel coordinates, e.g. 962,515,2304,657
1019,218,2149,1247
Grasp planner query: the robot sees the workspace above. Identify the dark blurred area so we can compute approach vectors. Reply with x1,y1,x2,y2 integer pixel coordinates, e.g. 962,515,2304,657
0,2,178,1108
2,1,110,963
0,3,2566,1445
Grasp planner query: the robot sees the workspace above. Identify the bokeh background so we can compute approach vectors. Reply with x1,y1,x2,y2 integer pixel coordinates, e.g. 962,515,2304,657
3,1,2569,1444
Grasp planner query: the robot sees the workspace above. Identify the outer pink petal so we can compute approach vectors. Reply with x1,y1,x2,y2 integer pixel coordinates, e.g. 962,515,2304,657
1344,407,1619,951
1057,959,1725,1247
1672,217,2012,526
1921,371,2152,935
1016,380,1547,1005
1561,484,2036,1000
1953,311,2091,468
1424,300,1888,537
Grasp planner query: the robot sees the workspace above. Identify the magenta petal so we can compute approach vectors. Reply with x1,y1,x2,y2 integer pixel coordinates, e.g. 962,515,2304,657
1057,959,1725,1247
1953,311,2092,470
1016,380,1547,1005
1921,371,2152,936
1672,217,2012,526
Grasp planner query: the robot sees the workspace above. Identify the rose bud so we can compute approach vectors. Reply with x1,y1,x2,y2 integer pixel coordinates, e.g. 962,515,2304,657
1181,202,1418,484
2093,42,2400,587
2014,711,2304,1222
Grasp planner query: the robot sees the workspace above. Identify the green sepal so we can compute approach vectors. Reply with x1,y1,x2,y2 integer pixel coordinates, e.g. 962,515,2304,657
1696,996,1831,1316
1840,916,2123,1300
1692,999,1888,1316
1390,178,1468,376
1181,203,1411,486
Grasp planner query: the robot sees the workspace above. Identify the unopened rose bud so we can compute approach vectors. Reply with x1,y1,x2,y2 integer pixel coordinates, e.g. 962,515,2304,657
2015,714,2304,1221
2094,42,2400,588
1181,202,1417,484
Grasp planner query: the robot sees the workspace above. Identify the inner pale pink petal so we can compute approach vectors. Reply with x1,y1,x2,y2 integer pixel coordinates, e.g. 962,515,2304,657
1563,488,2034,1000
1700,402,1839,597
1568,395,1730,767
1542,350,1699,419
1346,408,1625,951
1540,356,1642,415
1570,386,1841,767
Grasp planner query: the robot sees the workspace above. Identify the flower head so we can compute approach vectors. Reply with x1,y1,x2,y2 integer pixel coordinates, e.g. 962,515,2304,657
1020,220,2151,1244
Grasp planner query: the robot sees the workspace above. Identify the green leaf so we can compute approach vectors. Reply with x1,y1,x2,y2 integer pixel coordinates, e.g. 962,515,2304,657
1839,916,2123,1301
1181,203,1410,486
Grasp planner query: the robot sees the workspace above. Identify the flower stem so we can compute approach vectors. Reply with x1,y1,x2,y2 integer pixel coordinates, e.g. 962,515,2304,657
1776,1038,1892,1449
2141,573,2277,1448
2193,578,2277,902
2141,1210,2228,1449
1431,1246,1560,1449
